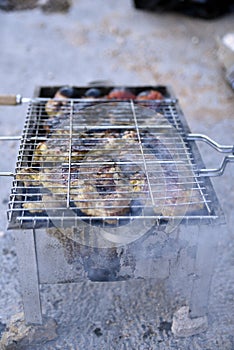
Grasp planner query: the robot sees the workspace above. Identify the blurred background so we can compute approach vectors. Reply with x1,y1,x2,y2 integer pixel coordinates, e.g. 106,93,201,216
0,1,233,349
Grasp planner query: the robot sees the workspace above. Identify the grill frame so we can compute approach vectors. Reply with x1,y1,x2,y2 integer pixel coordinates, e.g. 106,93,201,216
7,85,225,230
5,85,226,325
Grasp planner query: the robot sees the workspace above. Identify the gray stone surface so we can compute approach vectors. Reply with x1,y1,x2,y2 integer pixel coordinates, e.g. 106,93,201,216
0,1,233,349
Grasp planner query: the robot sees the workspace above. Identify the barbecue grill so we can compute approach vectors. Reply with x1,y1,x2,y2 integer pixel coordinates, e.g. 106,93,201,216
0,85,233,325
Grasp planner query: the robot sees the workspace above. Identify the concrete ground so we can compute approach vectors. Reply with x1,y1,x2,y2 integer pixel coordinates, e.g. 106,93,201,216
0,1,233,349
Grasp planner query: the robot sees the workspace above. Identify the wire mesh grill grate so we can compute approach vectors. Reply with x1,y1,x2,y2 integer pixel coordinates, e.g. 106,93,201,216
7,98,218,230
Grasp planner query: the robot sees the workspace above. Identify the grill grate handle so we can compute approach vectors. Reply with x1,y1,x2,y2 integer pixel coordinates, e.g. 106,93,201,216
0,94,22,105
0,172,15,176
0,136,21,176
187,133,234,177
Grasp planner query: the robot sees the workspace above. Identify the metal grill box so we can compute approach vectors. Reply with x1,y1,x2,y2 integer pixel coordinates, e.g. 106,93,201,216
5,85,228,324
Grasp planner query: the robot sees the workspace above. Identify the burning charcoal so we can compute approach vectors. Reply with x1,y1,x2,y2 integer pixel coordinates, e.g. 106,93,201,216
107,88,136,100
136,89,163,100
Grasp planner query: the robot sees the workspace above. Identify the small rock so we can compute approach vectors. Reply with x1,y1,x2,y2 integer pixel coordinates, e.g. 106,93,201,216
93,327,103,337
39,0,71,12
0,0,37,11
0,231,5,238
0,321,7,338
0,312,58,350
0,0,71,12
171,306,208,337
191,36,200,45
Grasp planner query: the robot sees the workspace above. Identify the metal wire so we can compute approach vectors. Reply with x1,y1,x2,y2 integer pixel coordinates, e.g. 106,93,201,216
7,98,217,229
66,100,73,208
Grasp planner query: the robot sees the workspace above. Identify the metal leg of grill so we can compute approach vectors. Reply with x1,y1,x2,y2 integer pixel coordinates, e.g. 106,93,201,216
189,226,218,318
13,229,43,325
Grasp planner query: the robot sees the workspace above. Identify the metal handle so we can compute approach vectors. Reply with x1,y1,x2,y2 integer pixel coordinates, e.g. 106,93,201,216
0,94,22,105
0,172,15,176
187,133,234,177
0,136,21,177
0,136,21,141
197,155,234,177
187,133,234,153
